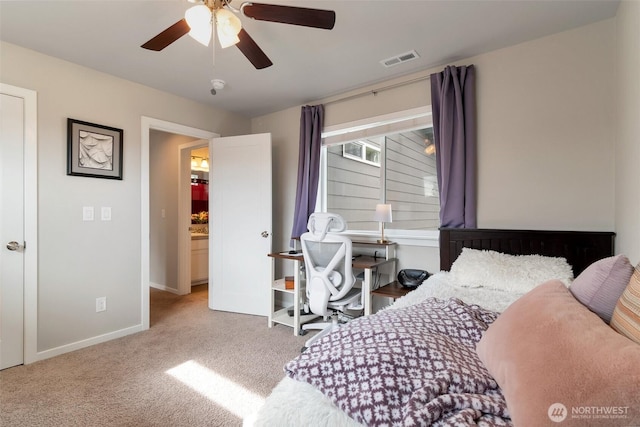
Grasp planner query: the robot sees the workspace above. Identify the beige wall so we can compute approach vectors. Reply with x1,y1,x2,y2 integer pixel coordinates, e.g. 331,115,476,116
615,0,640,263
253,18,617,274
0,41,250,354
474,19,615,231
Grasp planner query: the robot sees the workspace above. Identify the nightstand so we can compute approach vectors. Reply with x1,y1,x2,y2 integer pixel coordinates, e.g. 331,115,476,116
371,280,414,300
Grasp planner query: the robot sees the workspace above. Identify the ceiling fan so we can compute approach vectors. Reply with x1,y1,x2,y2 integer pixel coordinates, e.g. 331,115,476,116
141,0,336,70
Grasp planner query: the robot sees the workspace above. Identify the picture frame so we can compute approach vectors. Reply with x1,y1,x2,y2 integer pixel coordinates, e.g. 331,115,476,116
67,118,123,180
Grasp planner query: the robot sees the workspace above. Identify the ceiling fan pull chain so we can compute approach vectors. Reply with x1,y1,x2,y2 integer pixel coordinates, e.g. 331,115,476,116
211,21,216,68
210,19,217,96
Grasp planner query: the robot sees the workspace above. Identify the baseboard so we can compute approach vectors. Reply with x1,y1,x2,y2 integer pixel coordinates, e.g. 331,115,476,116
34,324,144,363
150,282,179,294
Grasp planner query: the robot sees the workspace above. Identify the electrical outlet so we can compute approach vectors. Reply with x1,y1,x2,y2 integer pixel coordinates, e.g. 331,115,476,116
96,297,107,312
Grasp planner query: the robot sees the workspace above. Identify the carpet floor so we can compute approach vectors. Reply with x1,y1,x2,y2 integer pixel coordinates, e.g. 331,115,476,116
0,285,309,426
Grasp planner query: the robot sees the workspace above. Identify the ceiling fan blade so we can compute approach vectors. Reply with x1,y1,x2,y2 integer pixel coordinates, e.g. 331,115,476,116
236,28,273,69
141,19,190,51
242,3,335,30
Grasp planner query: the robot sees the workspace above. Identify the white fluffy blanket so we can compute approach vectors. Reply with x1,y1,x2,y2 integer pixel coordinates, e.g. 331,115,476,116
247,376,361,427
389,272,526,313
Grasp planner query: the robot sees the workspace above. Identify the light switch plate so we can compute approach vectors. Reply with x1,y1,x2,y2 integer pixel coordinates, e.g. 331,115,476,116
101,207,112,221
83,206,94,221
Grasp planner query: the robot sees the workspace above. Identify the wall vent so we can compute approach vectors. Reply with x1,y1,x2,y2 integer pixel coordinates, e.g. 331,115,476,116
380,50,420,68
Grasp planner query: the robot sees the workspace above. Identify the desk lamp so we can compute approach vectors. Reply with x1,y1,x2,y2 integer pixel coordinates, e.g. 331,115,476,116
373,204,392,244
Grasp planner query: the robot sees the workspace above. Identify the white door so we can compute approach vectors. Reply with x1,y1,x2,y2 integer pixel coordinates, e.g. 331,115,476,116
209,133,272,315
0,92,25,369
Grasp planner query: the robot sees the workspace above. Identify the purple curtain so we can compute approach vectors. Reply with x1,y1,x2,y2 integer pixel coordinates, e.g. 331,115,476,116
290,105,324,246
430,65,477,228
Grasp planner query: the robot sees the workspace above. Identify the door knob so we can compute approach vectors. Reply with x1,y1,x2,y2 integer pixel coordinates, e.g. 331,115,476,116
261,231,270,238
6,241,24,251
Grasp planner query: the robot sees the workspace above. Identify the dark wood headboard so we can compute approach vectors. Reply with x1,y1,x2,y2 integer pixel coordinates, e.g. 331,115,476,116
439,228,615,276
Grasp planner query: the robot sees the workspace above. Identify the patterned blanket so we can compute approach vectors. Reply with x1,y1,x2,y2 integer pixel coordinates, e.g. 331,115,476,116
285,298,513,426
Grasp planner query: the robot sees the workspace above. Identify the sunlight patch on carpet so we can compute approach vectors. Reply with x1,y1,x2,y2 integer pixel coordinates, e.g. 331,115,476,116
166,360,265,419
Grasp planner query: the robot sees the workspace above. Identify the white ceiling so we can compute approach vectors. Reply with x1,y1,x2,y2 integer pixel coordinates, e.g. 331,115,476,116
0,0,619,118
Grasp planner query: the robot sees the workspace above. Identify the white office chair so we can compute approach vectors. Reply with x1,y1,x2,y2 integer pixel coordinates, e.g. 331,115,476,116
300,213,362,351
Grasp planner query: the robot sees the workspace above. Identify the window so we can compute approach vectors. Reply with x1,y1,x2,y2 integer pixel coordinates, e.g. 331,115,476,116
342,141,381,166
319,107,439,239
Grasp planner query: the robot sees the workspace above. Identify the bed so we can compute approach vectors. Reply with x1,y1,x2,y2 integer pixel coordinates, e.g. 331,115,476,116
249,228,640,426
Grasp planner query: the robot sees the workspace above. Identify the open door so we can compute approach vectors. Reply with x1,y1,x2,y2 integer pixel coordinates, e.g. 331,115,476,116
209,133,272,315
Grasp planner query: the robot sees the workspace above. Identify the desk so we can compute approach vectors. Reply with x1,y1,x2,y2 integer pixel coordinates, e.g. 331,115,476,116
351,255,397,316
267,246,397,335
266,253,312,336
371,280,413,300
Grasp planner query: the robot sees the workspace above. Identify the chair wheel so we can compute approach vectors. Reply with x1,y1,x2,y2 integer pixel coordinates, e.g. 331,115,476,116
299,329,307,336
301,346,308,353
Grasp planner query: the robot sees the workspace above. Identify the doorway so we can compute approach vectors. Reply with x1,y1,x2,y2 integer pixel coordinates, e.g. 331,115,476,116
141,117,218,330
142,118,273,330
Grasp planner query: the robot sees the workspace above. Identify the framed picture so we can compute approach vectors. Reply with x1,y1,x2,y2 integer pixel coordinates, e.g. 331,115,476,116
67,118,123,180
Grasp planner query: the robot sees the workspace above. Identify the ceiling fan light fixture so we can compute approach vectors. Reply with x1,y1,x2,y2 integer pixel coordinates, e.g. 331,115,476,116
142,1,335,70
186,5,213,46
215,8,242,48
218,31,240,49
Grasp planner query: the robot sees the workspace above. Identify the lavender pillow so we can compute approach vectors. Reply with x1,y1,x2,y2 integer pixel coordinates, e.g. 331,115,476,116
569,255,633,323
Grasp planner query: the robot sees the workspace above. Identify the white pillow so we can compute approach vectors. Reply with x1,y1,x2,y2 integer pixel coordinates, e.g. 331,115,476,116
449,247,573,294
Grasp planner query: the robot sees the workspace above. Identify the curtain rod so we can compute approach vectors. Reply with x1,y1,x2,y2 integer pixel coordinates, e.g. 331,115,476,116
322,75,431,107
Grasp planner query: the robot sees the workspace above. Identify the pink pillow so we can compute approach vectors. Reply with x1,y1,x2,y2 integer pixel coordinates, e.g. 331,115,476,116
477,281,640,426
569,255,634,323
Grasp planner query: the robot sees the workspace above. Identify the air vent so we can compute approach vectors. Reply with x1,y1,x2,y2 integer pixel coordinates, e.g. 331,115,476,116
380,50,420,68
